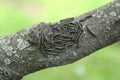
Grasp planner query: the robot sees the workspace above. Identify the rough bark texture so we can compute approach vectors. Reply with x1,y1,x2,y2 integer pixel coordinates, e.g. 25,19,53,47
0,0,120,80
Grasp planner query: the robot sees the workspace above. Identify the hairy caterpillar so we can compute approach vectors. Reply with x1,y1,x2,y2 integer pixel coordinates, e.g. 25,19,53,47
28,18,83,55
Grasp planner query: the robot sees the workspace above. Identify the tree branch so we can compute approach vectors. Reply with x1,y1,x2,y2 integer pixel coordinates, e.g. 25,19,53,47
0,0,120,80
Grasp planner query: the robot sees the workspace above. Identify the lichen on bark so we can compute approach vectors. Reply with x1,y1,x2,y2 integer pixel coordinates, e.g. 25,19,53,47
0,0,120,80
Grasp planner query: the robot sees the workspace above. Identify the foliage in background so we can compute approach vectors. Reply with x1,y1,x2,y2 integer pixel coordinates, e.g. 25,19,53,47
1,0,120,80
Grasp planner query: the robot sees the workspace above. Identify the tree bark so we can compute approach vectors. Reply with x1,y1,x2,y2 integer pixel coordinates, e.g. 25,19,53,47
0,0,120,80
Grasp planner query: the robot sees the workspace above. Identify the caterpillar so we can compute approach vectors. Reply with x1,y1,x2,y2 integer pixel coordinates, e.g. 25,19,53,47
28,18,83,55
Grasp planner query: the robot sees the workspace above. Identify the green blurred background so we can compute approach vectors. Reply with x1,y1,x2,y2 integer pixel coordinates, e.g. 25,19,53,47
1,0,120,80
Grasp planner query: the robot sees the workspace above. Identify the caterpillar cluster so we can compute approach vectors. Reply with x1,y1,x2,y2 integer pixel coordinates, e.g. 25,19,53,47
28,18,83,55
